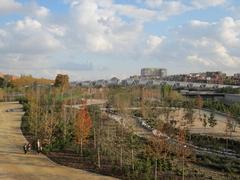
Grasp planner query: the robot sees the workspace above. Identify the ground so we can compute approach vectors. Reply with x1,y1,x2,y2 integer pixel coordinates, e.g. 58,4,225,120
73,99,240,140
0,102,115,180
164,108,240,140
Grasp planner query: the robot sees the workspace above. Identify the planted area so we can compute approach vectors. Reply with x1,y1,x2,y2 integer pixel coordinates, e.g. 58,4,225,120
16,77,240,179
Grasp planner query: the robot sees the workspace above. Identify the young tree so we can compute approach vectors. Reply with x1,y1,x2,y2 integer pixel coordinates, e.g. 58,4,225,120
88,105,101,149
195,95,203,119
208,111,217,128
225,114,234,138
75,100,92,156
161,84,172,99
44,112,57,146
148,138,165,180
177,129,187,180
183,99,195,128
183,101,195,142
202,113,208,133
0,88,6,101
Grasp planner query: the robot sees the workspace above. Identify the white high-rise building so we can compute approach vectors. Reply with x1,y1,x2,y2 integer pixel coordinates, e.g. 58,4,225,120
141,68,167,79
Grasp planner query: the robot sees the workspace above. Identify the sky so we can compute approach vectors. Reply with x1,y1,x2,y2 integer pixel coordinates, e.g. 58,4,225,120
0,0,240,80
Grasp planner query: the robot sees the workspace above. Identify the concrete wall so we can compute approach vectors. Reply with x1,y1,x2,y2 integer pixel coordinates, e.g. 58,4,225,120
224,94,240,104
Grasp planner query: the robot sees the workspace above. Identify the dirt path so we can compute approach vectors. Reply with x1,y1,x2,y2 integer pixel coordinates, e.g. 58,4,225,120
0,102,115,180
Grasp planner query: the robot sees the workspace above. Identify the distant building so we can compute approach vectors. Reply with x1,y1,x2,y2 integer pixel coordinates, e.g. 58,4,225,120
141,68,167,79
3,74,18,81
139,79,149,85
108,77,120,85
234,73,240,79
123,77,139,86
95,79,107,86
81,81,92,87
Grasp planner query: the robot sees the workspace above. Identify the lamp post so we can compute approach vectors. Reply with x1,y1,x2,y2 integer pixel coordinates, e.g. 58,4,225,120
182,145,187,180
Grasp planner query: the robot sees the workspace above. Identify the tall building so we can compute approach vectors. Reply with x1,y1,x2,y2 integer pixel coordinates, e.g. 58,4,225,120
141,68,167,79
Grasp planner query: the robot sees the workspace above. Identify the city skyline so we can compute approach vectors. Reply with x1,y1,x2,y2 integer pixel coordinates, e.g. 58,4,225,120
1,0,240,80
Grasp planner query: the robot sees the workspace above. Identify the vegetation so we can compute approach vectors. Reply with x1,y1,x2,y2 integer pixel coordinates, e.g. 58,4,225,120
208,111,217,128
54,74,69,91
203,99,240,125
11,75,240,179
190,134,240,154
197,154,240,174
75,100,92,156
216,87,240,94
11,75,53,87
0,77,12,88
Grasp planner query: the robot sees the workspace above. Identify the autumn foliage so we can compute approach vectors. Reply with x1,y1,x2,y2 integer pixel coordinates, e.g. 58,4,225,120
54,74,69,92
11,75,53,87
75,99,92,154
195,95,204,110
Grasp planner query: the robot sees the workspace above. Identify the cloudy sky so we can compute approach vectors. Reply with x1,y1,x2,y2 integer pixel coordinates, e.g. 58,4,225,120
0,0,240,80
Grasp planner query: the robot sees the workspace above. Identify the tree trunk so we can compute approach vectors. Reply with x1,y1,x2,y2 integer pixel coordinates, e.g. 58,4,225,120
76,144,80,154
226,137,228,150
120,146,123,169
182,153,185,180
63,107,67,142
97,146,101,168
94,128,96,149
107,126,110,140
131,148,134,171
154,159,158,180
80,138,83,156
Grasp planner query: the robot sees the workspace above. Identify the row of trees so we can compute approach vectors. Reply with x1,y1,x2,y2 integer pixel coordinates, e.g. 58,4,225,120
18,80,201,179
12,75,53,87
16,75,240,179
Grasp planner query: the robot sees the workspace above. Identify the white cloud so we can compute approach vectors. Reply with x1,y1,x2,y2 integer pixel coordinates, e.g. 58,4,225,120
0,17,63,55
34,6,50,17
15,17,42,30
219,17,240,46
144,0,163,8
187,55,215,66
141,0,227,21
0,0,50,19
86,34,113,52
190,20,210,27
138,0,189,20
0,0,22,14
0,0,239,79
191,0,225,9
145,35,165,54
67,0,144,53
146,17,240,71
0,29,7,48
47,25,66,37
159,1,188,18
114,4,157,22
187,41,239,67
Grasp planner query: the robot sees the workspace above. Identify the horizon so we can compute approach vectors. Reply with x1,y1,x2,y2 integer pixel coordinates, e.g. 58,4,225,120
1,0,240,80
1,68,238,82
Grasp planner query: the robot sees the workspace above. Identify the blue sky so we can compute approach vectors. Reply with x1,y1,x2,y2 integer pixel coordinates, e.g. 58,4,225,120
0,0,240,80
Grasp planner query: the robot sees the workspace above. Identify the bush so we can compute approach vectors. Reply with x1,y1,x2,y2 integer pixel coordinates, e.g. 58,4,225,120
17,96,28,104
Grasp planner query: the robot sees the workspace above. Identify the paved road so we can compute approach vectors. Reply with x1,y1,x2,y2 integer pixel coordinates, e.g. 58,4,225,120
0,102,115,180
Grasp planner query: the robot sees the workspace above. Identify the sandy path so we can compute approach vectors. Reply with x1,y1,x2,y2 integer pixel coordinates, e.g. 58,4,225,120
0,102,115,180
165,108,240,140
